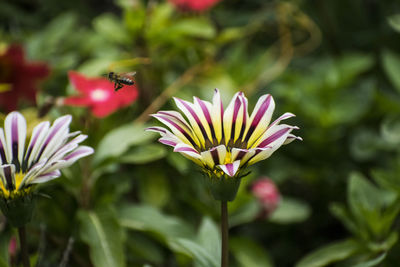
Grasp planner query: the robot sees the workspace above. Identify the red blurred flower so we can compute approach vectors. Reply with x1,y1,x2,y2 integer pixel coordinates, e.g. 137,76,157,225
0,44,50,112
64,71,138,118
251,177,280,217
168,0,221,12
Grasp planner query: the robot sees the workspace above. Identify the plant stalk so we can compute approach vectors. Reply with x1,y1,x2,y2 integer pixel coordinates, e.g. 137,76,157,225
18,226,30,267
221,201,229,267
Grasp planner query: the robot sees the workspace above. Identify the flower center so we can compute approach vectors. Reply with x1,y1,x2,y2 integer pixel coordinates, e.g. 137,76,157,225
90,88,110,102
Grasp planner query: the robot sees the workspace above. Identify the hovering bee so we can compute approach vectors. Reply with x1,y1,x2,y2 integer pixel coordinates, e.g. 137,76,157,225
103,71,136,92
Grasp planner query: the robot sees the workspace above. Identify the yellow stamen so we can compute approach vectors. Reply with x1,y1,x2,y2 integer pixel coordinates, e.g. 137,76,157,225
0,172,28,199
223,151,232,165
15,172,25,190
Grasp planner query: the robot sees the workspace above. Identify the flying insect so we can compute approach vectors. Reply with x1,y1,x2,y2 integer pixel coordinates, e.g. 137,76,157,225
103,71,136,91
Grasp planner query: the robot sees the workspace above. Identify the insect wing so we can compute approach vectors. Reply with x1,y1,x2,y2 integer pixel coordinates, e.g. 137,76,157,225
121,71,137,78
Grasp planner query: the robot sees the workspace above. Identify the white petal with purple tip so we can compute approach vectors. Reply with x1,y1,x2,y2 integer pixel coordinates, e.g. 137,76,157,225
218,160,240,177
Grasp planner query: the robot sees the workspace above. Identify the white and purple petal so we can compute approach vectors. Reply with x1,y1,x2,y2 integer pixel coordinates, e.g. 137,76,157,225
223,92,243,145
0,129,8,165
46,134,88,163
247,128,294,165
269,112,295,127
0,164,16,191
30,170,61,184
19,159,48,187
283,134,303,145
35,115,72,162
62,146,94,165
174,143,201,158
231,148,256,166
24,121,50,170
4,112,27,172
211,89,224,143
218,160,240,177
243,94,275,147
152,112,199,148
253,124,298,149
200,145,227,168
173,97,213,147
146,126,183,148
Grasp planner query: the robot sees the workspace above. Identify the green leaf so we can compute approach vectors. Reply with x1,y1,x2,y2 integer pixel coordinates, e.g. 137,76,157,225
387,14,400,33
166,151,190,174
0,231,11,267
77,58,116,76
138,169,170,208
352,253,386,267
93,13,130,44
167,18,216,39
348,172,398,238
26,13,78,59
381,115,400,146
382,49,400,92
350,128,382,161
372,163,400,195
231,237,274,267
348,173,397,217
124,7,146,33
334,53,374,86
295,239,359,267
118,204,195,250
330,203,359,237
173,238,219,267
269,197,311,224
324,78,375,126
94,123,155,164
78,209,126,267
197,218,220,265
121,144,167,164
217,27,248,44
125,232,164,264
229,199,261,227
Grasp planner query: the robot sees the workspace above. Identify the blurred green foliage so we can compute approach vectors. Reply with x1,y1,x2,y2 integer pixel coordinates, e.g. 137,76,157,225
2,0,400,266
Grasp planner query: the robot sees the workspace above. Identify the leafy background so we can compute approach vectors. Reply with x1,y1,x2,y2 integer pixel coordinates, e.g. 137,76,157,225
1,0,400,266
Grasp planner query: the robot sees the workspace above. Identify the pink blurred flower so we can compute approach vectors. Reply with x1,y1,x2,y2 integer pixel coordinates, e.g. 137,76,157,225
168,0,221,12
8,236,17,257
63,71,139,118
0,44,50,112
251,177,280,217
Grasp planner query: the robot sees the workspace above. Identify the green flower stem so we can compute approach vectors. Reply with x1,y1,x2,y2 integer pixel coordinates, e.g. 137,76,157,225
18,226,30,267
221,201,229,267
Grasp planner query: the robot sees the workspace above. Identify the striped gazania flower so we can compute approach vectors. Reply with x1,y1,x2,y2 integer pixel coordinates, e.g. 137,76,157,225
0,112,94,199
147,89,301,179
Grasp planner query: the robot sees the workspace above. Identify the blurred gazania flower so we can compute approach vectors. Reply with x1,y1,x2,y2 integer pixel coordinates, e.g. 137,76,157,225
63,71,138,118
148,89,301,199
168,0,221,12
251,177,280,217
0,44,50,112
0,111,93,200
